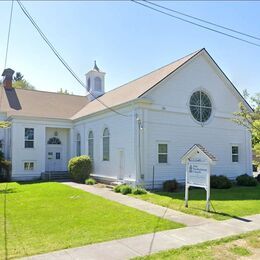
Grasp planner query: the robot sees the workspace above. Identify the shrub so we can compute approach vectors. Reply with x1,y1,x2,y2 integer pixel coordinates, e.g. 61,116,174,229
163,179,179,192
236,174,258,186
85,178,96,185
210,175,232,189
114,184,125,193
132,187,147,195
0,158,11,182
255,174,260,183
120,185,132,195
68,155,92,183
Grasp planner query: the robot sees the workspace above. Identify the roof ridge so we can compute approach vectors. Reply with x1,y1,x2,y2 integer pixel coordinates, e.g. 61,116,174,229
5,87,86,97
101,48,203,96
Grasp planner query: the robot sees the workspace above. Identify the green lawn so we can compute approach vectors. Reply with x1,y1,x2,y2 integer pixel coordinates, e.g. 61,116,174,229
131,184,260,220
134,230,260,260
0,182,183,259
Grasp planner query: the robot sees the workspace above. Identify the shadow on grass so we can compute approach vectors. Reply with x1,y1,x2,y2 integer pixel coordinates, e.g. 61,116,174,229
208,211,252,222
0,188,18,194
154,184,260,202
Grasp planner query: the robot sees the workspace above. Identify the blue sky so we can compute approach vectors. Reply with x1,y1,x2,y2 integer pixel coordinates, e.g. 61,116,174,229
0,1,260,96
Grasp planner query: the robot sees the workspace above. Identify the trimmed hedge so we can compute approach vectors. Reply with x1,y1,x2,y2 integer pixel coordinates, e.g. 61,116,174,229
114,184,147,195
68,155,92,183
236,174,258,187
210,175,232,189
163,179,179,192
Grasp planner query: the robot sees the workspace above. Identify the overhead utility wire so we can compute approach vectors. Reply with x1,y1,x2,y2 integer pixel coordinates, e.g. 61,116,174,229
131,0,260,48
4,0,14,69
144,0,260,42
16,0,129,117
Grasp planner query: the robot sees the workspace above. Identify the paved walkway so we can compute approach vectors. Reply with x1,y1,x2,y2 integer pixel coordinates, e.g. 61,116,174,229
23,182,260,260
63,182,215,227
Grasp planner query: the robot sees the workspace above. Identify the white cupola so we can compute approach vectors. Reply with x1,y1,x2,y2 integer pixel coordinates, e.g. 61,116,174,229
85,61,105,101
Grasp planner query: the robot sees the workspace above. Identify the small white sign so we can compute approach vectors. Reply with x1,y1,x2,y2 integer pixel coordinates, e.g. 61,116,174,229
187,162,209,188
181,144,216,212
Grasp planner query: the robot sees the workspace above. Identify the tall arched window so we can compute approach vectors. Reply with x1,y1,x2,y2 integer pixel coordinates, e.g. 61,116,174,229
94,77,102,92
76,133,81,156
103,128,109,161
88,131,94,159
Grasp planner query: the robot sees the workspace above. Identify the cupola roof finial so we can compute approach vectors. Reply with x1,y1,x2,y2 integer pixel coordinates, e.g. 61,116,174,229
93,60,100,72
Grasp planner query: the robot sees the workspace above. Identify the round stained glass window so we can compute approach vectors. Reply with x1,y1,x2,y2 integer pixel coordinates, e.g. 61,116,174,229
190,91,212,123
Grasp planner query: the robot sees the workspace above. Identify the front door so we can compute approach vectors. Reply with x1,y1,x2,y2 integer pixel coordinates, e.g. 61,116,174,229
46,147,63,172
118,149,125,180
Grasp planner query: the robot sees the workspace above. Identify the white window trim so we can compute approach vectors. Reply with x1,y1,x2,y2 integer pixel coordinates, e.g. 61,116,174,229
88,130,94,159
231,144,240,163
102,127,110,162
76,133,81,156
23,161,35,171
157,143,169,164
24,128,35,149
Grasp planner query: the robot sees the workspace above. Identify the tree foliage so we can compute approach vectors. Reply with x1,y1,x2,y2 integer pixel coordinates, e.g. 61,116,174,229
13,79,35,90
57,88,72,95
12,71,35,90
234,92,260,166
14,72,24,81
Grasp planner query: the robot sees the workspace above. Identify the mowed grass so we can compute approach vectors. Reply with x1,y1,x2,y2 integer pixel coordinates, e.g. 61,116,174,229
0,182,183,259
134,230,260,260
131,184,260,220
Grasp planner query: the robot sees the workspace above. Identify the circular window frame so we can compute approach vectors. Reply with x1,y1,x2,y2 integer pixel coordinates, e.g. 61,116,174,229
189,89,213,125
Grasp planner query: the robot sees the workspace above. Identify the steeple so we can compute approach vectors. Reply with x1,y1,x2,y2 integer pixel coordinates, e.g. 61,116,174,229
85,61,106,101
93,60,100,72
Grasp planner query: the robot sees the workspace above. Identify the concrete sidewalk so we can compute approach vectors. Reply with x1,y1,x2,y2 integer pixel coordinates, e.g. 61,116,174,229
22,182,260,260
63,182,215,227
23,215,260,260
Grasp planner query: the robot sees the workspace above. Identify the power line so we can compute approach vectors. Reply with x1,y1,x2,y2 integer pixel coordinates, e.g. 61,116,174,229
131,0,260,48
16,0,130,118
4,0,14,69
144,0,260,42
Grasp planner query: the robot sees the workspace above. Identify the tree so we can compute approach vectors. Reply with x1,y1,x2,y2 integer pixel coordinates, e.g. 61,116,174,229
12,79,35,90
234,92,260,166
14,72,24,81
57,88,72,95
12,71,35,90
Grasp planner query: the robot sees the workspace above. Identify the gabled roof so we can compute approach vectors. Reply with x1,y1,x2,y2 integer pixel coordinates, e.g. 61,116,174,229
1,48,252,121
71,49,202,120
0,88,88,120
181,144,217,165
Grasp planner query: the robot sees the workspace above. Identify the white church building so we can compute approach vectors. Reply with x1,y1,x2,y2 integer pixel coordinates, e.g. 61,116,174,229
0,49,253,187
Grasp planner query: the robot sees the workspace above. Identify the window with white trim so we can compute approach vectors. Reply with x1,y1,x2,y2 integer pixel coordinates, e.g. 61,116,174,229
190,91,212,123
76,133,81,156
24,162,34,171
25,128,34,148
232,145,239,162
158,144,168,163
103,128,110,161
88,131,94,159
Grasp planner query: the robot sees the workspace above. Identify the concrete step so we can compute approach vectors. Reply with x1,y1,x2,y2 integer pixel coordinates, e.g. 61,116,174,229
41,172,72,181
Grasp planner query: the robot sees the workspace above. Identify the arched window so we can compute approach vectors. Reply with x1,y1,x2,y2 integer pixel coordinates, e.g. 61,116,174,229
47,137,61,145
76,133,81,156
94,77,102,92
190,91,212,123
88,131,94,159
103,128,109,161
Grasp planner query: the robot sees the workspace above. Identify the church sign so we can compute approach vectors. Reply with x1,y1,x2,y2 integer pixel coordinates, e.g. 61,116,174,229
181,144,216,212
187,162,209,188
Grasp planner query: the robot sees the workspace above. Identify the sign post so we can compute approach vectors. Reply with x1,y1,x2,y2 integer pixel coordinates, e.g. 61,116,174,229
181,144,216,212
